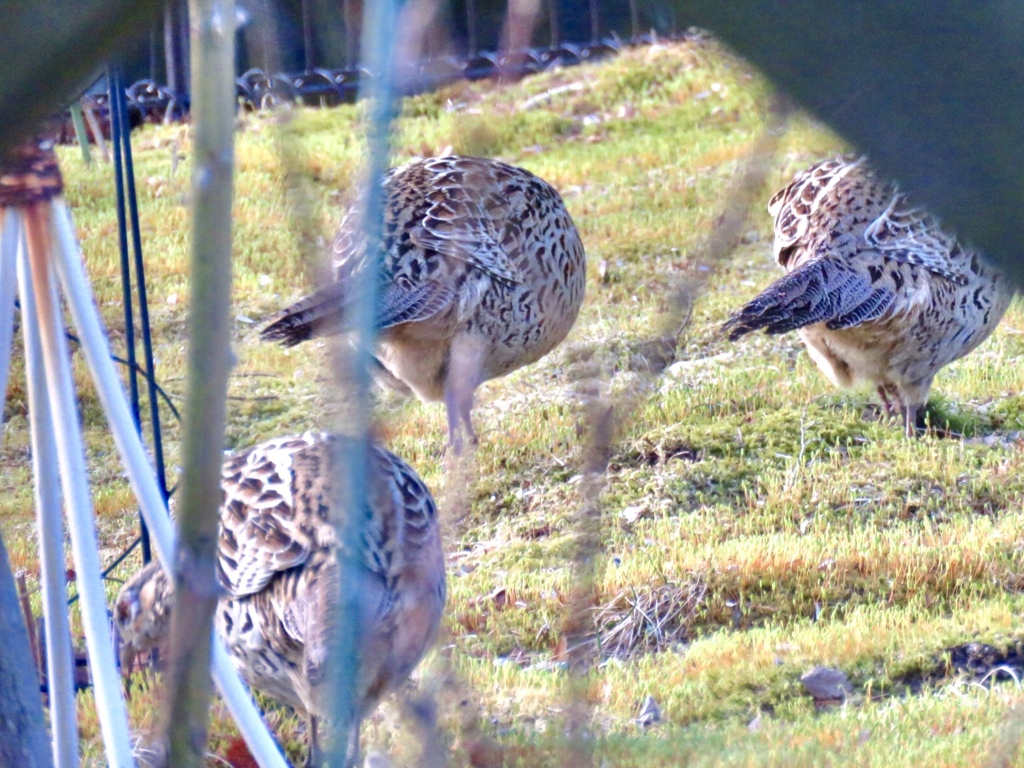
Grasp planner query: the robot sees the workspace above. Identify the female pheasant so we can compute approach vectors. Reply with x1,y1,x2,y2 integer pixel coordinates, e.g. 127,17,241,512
259,156,587,449
723,156,1013,435
114,432,445,766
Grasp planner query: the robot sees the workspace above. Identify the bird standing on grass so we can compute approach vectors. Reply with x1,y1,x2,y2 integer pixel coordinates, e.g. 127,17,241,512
722,156,1013,435
115,432,446,767
260,156,587,450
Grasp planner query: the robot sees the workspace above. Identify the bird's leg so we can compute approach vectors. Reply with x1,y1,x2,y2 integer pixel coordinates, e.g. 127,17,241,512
903,404,917,438
904,403,925,438
876,385,894,416
305,714,321,768
444,390,470,455
345,718,361,768
897,378,932,438
444,339,485,453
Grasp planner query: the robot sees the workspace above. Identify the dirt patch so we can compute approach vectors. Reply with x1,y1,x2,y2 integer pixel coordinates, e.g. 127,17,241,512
893,641,1024,694
613,439,702,469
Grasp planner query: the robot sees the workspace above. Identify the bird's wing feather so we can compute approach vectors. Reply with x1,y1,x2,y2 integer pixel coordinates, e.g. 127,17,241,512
409,198,522,285
862,194,970,285
217,434,324,597
769,156,865,267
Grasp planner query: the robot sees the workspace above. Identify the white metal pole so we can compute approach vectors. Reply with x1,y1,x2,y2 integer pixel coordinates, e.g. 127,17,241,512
49,202,290,768
0,208,19,433
15,213,79,768
23,204,135,768
48,203,174,564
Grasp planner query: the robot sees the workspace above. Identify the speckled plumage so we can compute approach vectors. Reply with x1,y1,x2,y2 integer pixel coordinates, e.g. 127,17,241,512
114,432,445,765
723,156,1013,434
260,155,587,446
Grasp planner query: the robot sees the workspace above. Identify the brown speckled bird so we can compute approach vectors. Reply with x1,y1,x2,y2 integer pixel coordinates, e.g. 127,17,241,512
114,432,445,766
723,156,1013,435
260,155,587,448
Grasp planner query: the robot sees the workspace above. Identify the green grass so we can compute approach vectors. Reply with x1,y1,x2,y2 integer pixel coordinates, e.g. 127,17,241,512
4,37,1024,765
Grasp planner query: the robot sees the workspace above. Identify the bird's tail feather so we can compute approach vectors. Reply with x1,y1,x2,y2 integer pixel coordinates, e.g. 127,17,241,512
722,258,893,340
260,282,351,347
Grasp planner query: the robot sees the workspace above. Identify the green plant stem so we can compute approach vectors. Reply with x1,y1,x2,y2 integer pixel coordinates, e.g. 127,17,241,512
163,0,236,764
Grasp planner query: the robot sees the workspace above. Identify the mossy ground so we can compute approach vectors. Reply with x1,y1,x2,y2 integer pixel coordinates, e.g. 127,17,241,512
3,37,1024,766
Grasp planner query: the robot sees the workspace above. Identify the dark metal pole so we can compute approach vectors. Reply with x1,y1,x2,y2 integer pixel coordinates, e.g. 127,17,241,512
589,0,599,43
466,0,477,55
302,0,314,71
164,1,187,97
629,0,639,41
113,62,171,561
343,0,359,67
110,65,154,564
548,0,560,46
178,1,191,88
109,68,141,435
150,23,159,81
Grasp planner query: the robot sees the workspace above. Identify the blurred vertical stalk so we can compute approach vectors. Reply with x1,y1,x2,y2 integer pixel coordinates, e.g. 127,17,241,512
560,400,612,768
163,0,235,763
324,0,400,762
69,104,92,165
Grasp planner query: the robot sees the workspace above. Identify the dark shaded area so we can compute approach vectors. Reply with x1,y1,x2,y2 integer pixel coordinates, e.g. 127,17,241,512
0,539,52,768
685,1,1024,286
0,0,164,159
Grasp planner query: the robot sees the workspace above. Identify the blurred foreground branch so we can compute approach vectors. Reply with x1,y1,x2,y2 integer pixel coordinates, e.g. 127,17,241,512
163,0,236,764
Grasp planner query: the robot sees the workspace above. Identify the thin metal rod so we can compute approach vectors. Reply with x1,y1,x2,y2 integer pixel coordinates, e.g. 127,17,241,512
114,62,167,562
64,330,183,424
119,68,172,508
49,203,288,768
110,64,153,564
50,204,174,562
24,204,135,768
110,66,142,434
15,213,78,768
